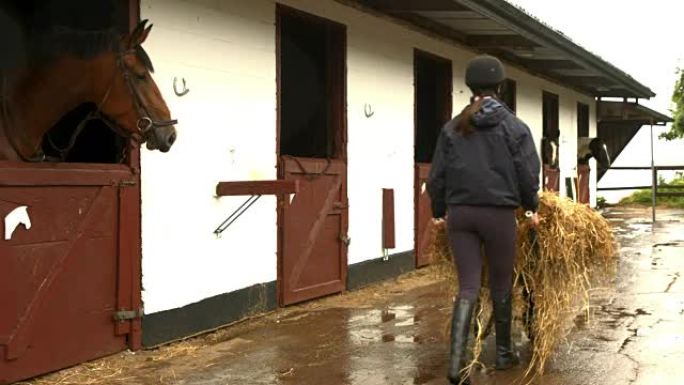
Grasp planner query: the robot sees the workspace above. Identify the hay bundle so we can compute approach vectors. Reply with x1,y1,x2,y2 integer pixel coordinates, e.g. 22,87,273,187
432,191,616,381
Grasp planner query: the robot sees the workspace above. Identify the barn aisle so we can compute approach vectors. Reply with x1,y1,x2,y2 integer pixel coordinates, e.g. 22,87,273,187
23,208,684,385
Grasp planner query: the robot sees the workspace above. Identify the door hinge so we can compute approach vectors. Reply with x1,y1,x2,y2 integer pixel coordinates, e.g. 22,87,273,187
333,201,348,210
119,180,137,187
113,308,143,322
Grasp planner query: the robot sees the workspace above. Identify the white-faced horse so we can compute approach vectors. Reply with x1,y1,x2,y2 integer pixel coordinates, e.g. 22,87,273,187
578,137,611,169
541,137,559,168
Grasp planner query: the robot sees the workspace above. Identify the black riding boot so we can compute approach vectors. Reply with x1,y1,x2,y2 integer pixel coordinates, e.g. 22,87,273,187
448,298,475,385
493,294,519,370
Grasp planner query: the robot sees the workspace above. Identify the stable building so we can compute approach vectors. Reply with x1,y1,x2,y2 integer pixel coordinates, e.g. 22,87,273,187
137,0,661,343
0,0,667,383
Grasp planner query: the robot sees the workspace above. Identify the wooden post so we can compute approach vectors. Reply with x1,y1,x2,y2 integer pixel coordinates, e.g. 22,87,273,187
650,123,656,224
382,188,396,250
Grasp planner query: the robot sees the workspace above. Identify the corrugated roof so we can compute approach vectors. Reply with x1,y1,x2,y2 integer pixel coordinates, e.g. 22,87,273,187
357,0,655,98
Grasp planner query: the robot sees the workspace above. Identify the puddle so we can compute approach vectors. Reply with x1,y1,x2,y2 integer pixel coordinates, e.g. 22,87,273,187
381,310,396,323
22,206,684,385
395,317,417,327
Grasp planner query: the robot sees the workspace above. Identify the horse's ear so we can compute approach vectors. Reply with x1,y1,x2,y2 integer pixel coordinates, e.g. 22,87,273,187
125,19,151,48
138,24,153,45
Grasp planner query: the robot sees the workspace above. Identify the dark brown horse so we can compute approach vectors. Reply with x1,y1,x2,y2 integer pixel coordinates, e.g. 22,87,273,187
0,20,176,162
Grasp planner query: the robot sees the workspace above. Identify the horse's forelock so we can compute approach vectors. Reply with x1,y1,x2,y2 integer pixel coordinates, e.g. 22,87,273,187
135,45,154,73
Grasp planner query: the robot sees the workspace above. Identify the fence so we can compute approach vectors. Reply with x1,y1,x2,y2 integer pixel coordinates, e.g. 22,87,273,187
597,166,684,222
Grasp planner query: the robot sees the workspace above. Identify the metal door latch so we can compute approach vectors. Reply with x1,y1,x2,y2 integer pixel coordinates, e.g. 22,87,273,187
113,308,143,322
339,234,351,246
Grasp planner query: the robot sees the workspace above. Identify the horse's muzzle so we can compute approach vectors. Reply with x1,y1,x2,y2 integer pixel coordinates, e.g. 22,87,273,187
147,125,177,153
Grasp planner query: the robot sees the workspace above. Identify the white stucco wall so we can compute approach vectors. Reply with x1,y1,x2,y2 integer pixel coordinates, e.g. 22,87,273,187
140,0,278,314
140,0,598,314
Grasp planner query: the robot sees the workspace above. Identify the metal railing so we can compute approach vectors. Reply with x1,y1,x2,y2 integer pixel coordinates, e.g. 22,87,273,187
597,166,684,223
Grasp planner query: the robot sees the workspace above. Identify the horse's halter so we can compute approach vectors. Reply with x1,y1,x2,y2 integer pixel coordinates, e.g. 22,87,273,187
114,47,177,141
48,46,177,161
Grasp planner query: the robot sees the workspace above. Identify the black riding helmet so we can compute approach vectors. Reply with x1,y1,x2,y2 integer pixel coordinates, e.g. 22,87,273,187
465,55,506,90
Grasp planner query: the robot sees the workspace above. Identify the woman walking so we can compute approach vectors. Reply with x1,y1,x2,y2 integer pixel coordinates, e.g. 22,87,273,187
428,55,541,385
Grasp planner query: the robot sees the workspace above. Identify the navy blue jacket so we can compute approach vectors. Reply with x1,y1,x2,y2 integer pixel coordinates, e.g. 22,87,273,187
427,98,540,218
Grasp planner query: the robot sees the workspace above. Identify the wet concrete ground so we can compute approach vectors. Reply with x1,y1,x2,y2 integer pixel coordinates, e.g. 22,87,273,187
27,207,684,385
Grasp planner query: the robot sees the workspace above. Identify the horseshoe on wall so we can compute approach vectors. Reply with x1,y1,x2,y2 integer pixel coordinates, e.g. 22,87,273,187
364,103,375,118
173,77,190,97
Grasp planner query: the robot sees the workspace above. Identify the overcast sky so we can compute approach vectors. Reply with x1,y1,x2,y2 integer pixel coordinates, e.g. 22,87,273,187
506,0,683,113
505,1,684,201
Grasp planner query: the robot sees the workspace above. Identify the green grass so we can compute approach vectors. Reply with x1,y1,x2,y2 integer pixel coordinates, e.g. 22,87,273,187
619,174,684,208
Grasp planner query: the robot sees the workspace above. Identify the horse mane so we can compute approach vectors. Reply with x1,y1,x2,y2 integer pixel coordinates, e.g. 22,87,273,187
32,26,121,61
2,0,154,72
27,26,155,73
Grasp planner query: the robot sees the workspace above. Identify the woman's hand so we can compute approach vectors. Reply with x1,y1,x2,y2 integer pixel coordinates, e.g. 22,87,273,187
527,212,540,229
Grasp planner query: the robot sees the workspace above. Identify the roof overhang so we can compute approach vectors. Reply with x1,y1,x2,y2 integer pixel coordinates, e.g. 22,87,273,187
355,0,655,99
598,101,672,126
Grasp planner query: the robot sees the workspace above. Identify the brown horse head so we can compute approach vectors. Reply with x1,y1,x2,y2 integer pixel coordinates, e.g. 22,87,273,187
91,20,177,153
0,16,178,162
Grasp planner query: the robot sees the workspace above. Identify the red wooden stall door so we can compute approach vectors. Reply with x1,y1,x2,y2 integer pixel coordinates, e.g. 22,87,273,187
279,157,348,306
543,165,561,193
0,166,136,384
577,165,591,204
415,163,435,267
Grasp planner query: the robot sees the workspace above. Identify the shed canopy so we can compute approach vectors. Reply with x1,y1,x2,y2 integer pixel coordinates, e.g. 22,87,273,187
358,0,655,98
598,101,673,126
596,101,672,179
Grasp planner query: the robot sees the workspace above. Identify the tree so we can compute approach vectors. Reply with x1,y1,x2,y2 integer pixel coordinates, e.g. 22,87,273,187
660,68,684,140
